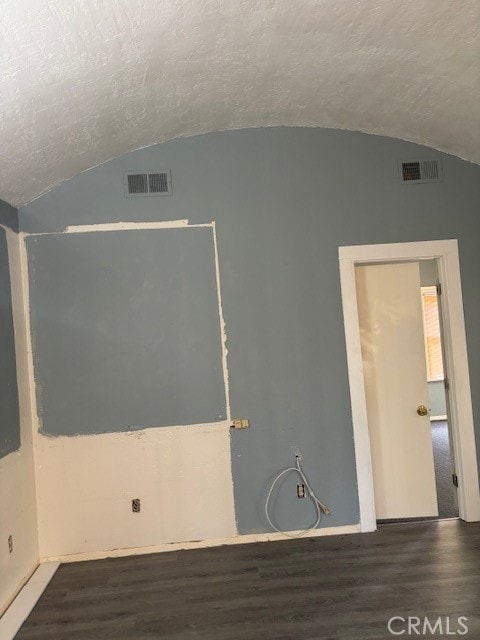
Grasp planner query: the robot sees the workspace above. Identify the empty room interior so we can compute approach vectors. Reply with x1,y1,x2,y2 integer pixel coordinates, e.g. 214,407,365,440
1,2,480,639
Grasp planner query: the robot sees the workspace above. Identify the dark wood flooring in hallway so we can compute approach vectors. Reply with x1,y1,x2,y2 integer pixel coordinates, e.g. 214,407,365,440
15,520,480,639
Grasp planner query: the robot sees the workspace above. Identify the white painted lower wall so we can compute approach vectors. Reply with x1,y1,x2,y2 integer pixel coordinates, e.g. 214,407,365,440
0,448,38,615
34,423,237,558
0,231,39,615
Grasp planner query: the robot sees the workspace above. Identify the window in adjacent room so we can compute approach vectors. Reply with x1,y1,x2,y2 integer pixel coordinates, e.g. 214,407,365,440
421,286,444,381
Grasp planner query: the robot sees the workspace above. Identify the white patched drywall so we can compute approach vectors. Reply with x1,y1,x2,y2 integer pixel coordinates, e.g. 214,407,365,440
18,222,237,560
0,231,39,615
35,424,237,559
0,0,479,205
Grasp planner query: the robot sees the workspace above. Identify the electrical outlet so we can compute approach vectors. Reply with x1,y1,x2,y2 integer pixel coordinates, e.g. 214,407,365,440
297,483,305,498
132,498,141,513
8,535,13,553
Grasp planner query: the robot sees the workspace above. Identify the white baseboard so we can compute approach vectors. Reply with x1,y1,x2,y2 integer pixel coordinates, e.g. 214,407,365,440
0,562,59,640
42,524,361,564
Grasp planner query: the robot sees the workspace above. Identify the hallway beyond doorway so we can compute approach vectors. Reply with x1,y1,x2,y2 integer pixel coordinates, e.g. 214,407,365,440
432,419,459,519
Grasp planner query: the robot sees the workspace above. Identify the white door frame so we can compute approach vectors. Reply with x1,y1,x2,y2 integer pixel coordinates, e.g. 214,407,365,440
339,239,480,532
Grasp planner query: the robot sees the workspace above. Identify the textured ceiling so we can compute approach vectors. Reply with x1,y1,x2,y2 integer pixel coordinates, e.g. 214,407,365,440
1,0,479,205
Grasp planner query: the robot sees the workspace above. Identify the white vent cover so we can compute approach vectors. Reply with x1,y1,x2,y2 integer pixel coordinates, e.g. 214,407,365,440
399,160,442,184
123,170,172,197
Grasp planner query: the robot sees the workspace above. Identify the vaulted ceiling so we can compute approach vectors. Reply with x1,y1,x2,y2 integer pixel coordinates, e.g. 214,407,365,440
1,0,479,205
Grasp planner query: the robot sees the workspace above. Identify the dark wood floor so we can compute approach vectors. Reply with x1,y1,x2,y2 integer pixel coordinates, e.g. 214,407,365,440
16,520,480,639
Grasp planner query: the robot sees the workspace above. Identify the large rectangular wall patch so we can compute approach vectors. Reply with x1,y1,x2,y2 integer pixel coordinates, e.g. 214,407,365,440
27,228,226,436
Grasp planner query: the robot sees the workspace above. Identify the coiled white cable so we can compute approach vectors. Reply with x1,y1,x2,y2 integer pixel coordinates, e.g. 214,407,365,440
265,456,331,538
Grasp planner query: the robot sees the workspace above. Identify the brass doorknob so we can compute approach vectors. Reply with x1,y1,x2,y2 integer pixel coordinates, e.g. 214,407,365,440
417,404,429,416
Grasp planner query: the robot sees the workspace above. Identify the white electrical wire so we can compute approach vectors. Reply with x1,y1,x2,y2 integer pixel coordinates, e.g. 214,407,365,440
265,456,331,538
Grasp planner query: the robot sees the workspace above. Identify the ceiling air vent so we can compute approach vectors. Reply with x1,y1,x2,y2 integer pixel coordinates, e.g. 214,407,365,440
400,160,442,184
123,170,172,197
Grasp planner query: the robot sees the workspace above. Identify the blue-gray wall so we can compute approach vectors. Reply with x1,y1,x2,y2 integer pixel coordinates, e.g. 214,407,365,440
429,381,447,417
20,128,480,533
0,225,21,458
419,259,437,287
0,199,19,232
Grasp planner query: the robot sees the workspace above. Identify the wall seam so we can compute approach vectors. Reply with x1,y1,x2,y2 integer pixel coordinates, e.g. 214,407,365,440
17,231,43,555
211,221,231,423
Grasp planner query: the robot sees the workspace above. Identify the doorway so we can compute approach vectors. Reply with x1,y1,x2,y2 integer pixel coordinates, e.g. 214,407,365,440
339,240,480,532
355,259,458,523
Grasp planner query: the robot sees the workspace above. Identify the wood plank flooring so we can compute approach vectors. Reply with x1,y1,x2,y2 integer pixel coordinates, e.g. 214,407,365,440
15,520,480,639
